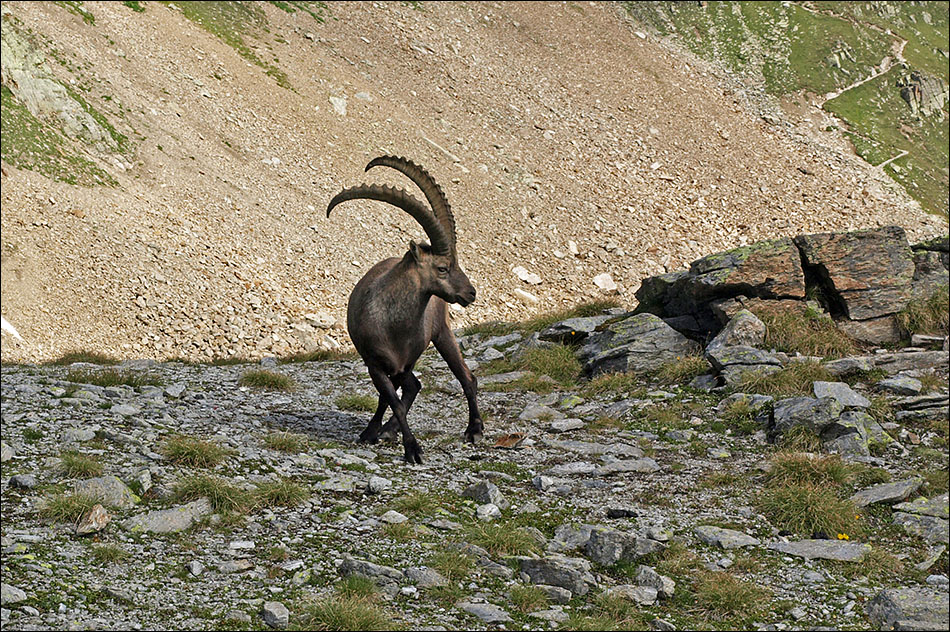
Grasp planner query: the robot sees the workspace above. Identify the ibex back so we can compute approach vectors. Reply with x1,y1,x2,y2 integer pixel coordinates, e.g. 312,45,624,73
326,156,483,464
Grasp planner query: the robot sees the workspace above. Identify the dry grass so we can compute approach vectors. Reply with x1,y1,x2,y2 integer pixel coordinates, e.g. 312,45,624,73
691,571,771,621
174,475,253,513
654,354,710,384
896,286,949,338
263,431,309,453
60,451,104,478
163,435,233,467
39,492,101,524
739,360,833,397
752,304,860,358
238,369,297,391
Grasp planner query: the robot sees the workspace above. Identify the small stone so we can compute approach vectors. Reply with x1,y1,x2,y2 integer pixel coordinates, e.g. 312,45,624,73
813,381,871,408
261,601,290,629
849,478,924,508
1,583,27,606
606,507,638,519
462,481,509,509
459,601,512,624
605,584,658,606
8,474,37,489
549,419,585,433
75,504,110,535
379,510,408,524
476,503,502,521
0,442,14,462
219,559,255,574
694,525,759,549
877,375,923,395
594,272,618,292
766,540,870,562
186,561,205,577
513,265,542,285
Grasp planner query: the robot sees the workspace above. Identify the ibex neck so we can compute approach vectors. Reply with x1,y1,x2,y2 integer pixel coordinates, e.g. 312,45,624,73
376,257,432,322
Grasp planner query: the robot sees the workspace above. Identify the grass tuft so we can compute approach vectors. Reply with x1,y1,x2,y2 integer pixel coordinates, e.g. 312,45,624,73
739,360,833,397
334,393,377,412
752,303,859,359
60,451,104,478
89,544,130,564
254,478,309,507
263,431,309,453
47,351,119,366
691,571,770,621
429,550,474,582
392,492,438,518
39,492,100,524
163,435,232,468
896,286,949,339
238,369,297,391
174,475,253,513
509,585,548,613
654,354,710,384
462,522,541,557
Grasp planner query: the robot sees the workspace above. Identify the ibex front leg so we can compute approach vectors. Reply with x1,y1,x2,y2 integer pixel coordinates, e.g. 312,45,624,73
433,330,483,443
369,366,422,464
377,372,422,442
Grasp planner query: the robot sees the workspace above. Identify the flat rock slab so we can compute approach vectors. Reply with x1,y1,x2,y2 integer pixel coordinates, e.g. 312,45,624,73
595,458,660,476
771,396,844,439
458,601,512,624
767,540,871,562
694,526,760,549
542,439,643,458
813,381,870,408
893,512,950,545
122,498,211,534
867,588,950,630
895,493,949,520
877,375,923,396
850,478,924,508
578,313,701,376
518,555,593,597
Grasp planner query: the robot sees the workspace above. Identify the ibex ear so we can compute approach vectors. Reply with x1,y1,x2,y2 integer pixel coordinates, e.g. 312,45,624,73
408,240,423,262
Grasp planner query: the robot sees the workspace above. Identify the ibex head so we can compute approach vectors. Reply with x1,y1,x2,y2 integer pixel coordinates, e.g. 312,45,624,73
327,156,476,307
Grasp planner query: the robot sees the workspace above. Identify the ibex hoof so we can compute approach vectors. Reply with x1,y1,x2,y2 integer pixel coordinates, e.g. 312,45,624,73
357,431,379,445
464,424,484,444
403,439,423,465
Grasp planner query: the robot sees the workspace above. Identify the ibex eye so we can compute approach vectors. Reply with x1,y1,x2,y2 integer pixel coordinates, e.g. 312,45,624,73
438,267,449,274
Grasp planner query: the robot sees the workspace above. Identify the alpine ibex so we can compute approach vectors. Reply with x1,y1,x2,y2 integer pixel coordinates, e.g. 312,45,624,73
326,156,483,464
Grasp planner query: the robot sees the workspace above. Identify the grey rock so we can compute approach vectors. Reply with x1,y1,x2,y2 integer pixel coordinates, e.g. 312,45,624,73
518,555,593,597
867,588,949,630
636,565,675,599
813,381,870,408
606,507,639,519
405,566,447,588
0,442,13,463
605,584,658,606
74,475,140,509
538,315,612,345
261,601,289,629
186,561,205,577
705,310,766,354
546,462,597,477
766,540,871,562
850,478,924,508
895,493,950,519
459,601,512,624
110,404,140,416
476,503,502,521
63,428,96,443
339,556,404,588
549,523,595,553
218,559,254,574
585,526,634,565
579,313,701,377
164,383,186,399
9,474,37,489
877,375,923,396
824,356,875,377
519,404,564,421
874,350,949,375
705,344,783,372
549,418,585,433
694,525,759,549
595,458,659,476
122,498,212,533
528,607,570,623
893,512,950,545
651,618,677,631
770,397,844,440
535,584,573,604
462,481,509,509
1,584,27,606
379,510,407,524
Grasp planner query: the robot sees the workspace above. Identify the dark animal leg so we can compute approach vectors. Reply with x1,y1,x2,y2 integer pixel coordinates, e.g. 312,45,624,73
358,396,389,444
379,372,422,442
369,367,422,464
433,330,483,443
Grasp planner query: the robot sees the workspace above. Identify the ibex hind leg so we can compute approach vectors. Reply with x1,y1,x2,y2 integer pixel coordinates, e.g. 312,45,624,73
358,397,388,444
433,330,483,443
378,372,422,442
369,367,422,464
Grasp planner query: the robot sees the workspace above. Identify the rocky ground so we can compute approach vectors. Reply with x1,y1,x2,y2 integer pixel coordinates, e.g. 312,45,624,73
1,1,947,363
2,299,947,631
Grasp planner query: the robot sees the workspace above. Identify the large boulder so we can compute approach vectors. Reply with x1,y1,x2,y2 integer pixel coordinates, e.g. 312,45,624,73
793,226,914,321
578,313,700,377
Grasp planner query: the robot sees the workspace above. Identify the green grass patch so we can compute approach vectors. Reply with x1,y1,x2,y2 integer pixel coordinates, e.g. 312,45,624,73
254,478,309,507
381,521,415,542
293,590,397,631
174,475,253,513
238,369,297,391
690,571,771,622
508,584,548,613
38,492,100,524
739,360,833,397
897,286,950,339
334,575,378,600
123,1,146,11
653,354,710,384
752,304,860,358
392,491,439,518
428,550,474,582
263,431,309,453
60,451,104,478
334,393,377,412
579,372,646,399
66,367,163,388
89,544,131,564
461,522,541,557
758,452,862,537
718,398,762,435
163,435,232,467
281,348,360,363
479,344,581,392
